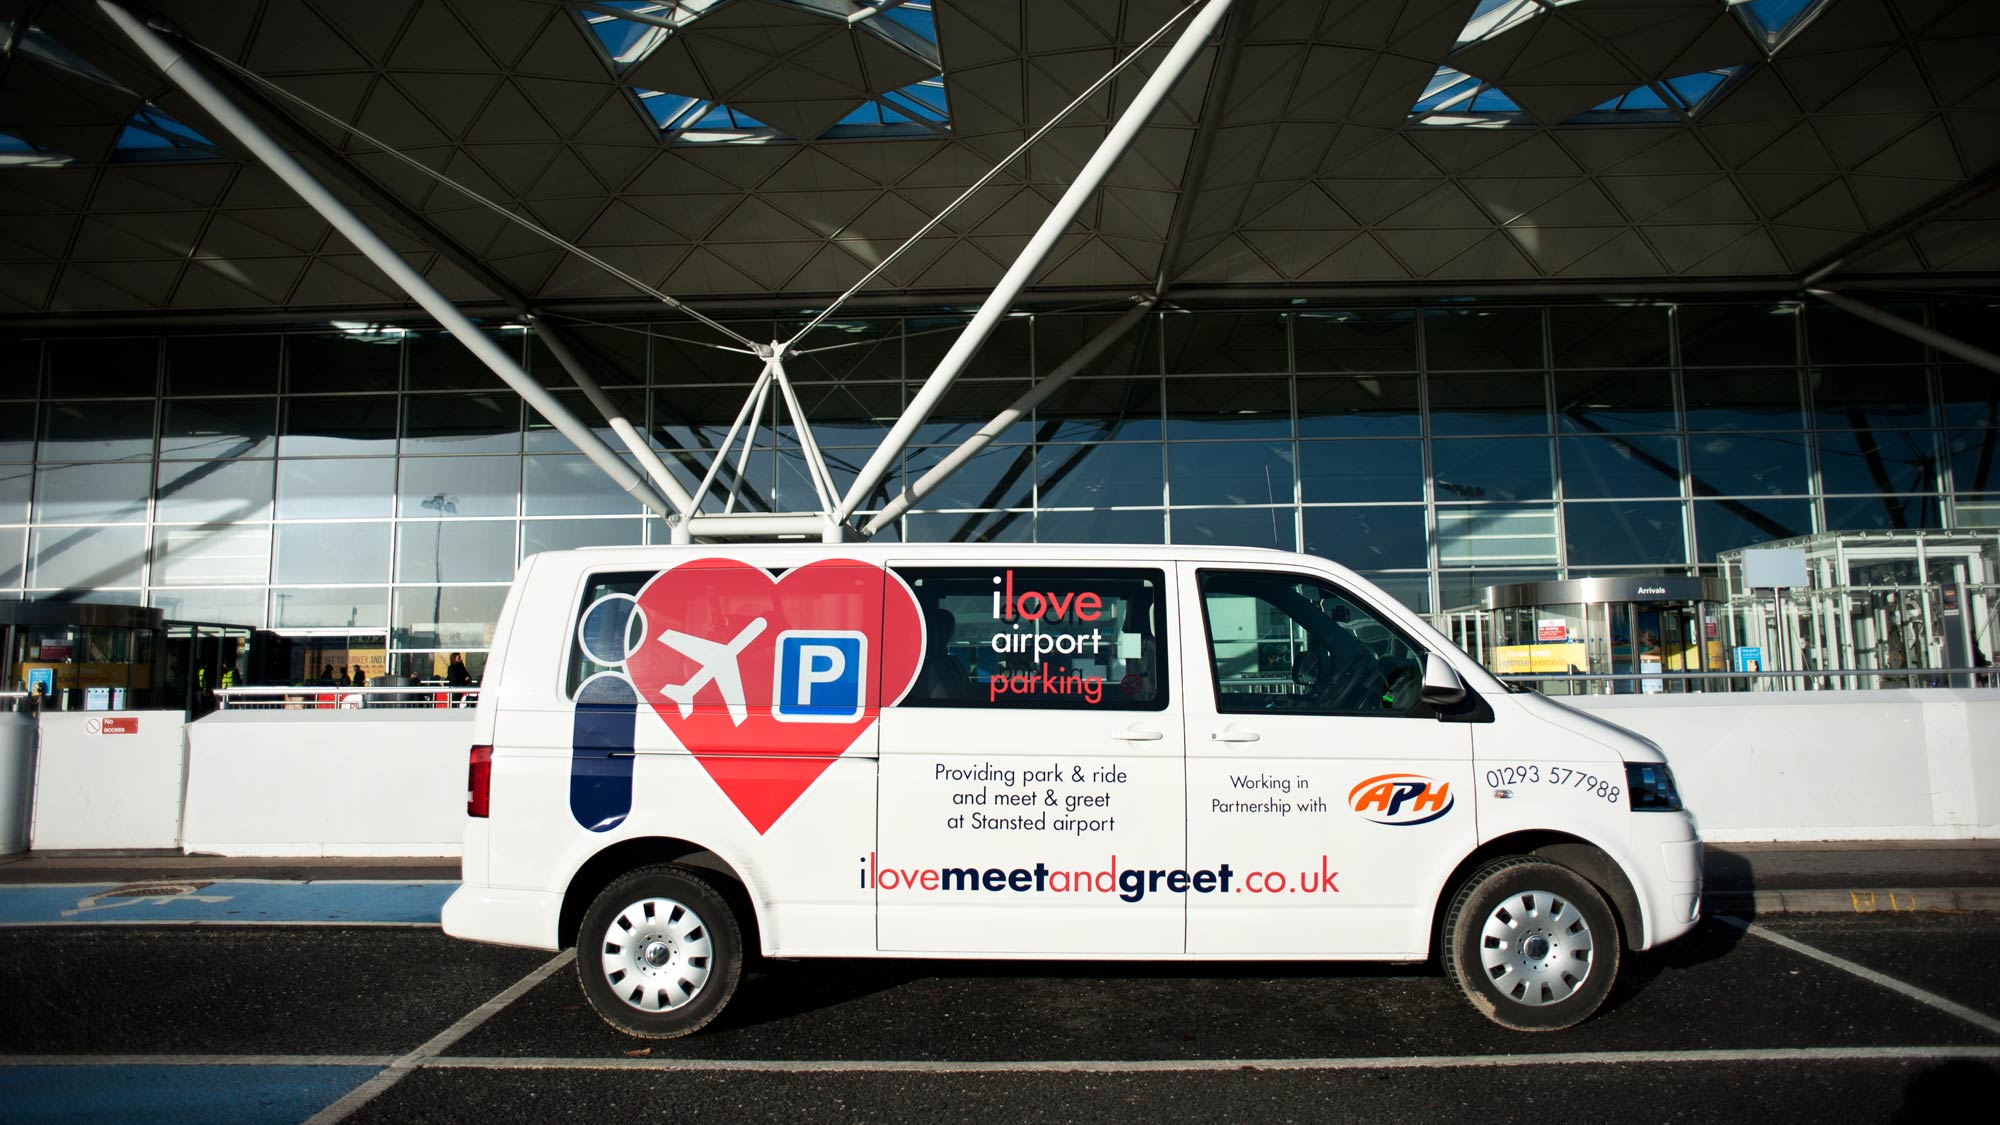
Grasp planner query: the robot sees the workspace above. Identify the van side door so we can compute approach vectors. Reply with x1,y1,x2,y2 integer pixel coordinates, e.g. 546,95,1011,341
875,562,1185,954
1178,563,1476,958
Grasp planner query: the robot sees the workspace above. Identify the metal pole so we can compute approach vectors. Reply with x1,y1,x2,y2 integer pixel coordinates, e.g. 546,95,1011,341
723,368,777,516
684,357,774,518
835,0,1234,522
99,0,679,523
862,296,1154,536
1807,289,2000,375
768,355,840,515
527,316,696,512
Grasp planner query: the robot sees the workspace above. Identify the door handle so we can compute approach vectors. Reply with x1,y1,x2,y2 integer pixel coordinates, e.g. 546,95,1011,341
1119,726,1165,742
1210,726,1260,743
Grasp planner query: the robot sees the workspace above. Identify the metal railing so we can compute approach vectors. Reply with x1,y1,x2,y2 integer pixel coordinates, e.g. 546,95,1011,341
214,685,481,710
1500,667,1997,694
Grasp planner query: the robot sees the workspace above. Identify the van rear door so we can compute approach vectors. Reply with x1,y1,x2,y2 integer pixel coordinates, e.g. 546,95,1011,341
875,561,1185,953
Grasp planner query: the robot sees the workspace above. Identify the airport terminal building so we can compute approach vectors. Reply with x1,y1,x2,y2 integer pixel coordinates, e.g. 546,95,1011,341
2,0,1997,690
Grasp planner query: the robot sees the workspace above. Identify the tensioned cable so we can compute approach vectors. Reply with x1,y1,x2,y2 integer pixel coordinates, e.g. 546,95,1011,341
179,35,761,352
781,0,1208,350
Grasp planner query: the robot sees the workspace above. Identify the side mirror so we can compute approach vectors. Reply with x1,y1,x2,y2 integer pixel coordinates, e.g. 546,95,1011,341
1292,650,1323,688
1420,652,1466,706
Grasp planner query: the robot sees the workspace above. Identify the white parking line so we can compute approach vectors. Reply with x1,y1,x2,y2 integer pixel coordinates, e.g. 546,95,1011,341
303,948,575,1124
1718,914,2000,1037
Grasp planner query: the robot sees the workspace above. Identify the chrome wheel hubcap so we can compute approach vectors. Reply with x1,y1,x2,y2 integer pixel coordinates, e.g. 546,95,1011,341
1478,889,1593,1007
600,896,713,1013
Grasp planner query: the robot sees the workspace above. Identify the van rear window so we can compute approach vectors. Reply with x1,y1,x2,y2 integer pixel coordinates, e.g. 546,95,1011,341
890,566,1168,711
566,570,652,699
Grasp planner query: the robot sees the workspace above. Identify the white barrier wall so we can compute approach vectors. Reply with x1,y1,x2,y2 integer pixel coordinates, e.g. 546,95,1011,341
181,711,472,857
31,711,188,850
1565,690,2000,842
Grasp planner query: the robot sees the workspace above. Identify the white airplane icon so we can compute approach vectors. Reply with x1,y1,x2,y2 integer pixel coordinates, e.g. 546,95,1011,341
656,617,768,726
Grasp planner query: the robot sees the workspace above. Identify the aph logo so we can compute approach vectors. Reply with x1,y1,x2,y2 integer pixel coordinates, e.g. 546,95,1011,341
1348,773,1455,826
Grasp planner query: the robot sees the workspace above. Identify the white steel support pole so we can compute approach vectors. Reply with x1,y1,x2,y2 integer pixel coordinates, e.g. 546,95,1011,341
768,355,840,515
834,0,1233,522
1807,289,2000,375
527,316,696,512
99,1,679,521
684,357,774,518
723,370,777,515
863,296,1154,536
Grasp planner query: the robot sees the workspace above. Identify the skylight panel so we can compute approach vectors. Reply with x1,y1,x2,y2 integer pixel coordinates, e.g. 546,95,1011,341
1452,0,1587,50
1410,67,1523,125
636,88,788,143
115,106,220,160
1582,67,1741,118
1731,0,1829,48
881,3,935,41
0,132,72,167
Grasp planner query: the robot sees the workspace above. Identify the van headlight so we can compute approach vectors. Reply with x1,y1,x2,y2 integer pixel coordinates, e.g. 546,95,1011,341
1625,762,1682,812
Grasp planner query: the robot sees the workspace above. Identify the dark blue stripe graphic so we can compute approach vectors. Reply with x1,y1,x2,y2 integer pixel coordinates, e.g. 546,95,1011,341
571,675,639,833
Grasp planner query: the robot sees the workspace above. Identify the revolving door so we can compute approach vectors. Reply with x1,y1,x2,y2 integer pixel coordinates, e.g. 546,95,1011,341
1479,576,1728,695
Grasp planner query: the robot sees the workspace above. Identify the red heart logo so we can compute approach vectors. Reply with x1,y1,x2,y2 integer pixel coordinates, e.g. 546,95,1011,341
625,557,924,834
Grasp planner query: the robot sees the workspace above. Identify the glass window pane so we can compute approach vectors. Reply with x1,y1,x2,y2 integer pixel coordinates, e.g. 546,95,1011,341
1809,368,1932,429
1688,433,1809,497
1558,434,1681,499
1437,506,1558,565
522,518,643,558
160,398,276,458
287,331,402,393
899,443,1033,511
524,453,643,516
280,394,398,455
1296,375,1420,437
0,527,24,589
1679,305,1798,366
406,329,522,391
402,393,520,454
1164,376,1290,438
35,462,150,522
1030,313,1157,379
1948,429,1999,494
1439,568,1557,612
1168,440,1294,506
151,524,271,586
1683,369,1803,430
1293,309,1416,372
1939,365,1999,429
1035,377,1161,441
0,464,29,523
1433,437,1553,502
1424,308,1543,370
45,337,158,397
1035,443,1162,508
397,520,516,583
397,456,520,517
781,319,901,382
30,524,146,588
1165,312,1287,374
904,315,1028,382
652,385,750,450
1816,430,1937,494
527,324,647,388
1198,569,1425,718
654,322,769,384
274,522,389,584
1303,506,1428,570
165,335,280,395
276,458,394,519
1170,507,1296,551
903,510,1034,543
1428,372,1548,435
910,380,1028,446
1693,498,1811,561
2,342,37,400
1361,572,1431,614
271,585,388,629
1563,501,1686,567
0,404,34,461
157,459,274,523
1555,370,1676,432
786,381,898,447
1035,508,1163,544
1299,438,1423,503
1549,306,1671,368
524,387,642,452
1823,494,1941,532
150,587,266,626
40,400,154,461
1806,303,1925,364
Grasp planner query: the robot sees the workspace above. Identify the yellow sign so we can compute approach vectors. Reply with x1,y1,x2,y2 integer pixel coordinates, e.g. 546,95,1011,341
1491,643,1589,675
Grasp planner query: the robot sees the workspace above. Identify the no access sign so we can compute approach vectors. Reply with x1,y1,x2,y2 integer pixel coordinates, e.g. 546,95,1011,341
83,717,138,735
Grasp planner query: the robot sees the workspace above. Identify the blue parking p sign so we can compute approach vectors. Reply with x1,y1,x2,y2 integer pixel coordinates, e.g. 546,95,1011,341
772,630,865,722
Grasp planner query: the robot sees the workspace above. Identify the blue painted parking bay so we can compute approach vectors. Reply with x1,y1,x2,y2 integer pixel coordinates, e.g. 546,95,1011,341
0,1063,379,1125
0,880,456,925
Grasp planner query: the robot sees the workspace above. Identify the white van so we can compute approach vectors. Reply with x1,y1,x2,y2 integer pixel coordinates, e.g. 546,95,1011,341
444,544,1700,1035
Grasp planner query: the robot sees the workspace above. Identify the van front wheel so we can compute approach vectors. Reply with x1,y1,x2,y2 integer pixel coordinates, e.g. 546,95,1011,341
1442,857,1619,1031
577,865,742,1038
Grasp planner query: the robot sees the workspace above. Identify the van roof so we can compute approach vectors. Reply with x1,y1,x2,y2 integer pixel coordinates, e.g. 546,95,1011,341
543,541,1318,565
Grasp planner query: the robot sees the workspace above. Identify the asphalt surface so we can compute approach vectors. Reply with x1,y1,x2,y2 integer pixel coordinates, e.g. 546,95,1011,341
4,913,1998,1122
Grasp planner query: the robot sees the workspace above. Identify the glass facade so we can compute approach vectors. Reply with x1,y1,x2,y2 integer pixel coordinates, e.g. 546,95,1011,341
2,299,1993,677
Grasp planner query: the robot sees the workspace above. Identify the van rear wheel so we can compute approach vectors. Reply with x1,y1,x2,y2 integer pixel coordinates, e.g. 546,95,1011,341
1442,857,1619,1031
577,865,742,1038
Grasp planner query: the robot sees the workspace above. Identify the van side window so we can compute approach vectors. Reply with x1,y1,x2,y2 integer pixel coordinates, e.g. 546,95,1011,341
1198,569,1429,717
890,566,1169,711
565,570,653,699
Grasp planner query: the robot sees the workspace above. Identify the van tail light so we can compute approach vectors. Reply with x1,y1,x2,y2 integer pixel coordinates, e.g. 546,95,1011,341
467,744,493,818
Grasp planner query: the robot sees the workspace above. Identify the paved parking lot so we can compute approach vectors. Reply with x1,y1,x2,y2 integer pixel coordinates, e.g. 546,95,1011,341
3,907,1997,1122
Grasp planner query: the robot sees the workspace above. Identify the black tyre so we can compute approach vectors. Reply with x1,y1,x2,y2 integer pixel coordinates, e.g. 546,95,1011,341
577,864,742,1038
1441,857,1620,1031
